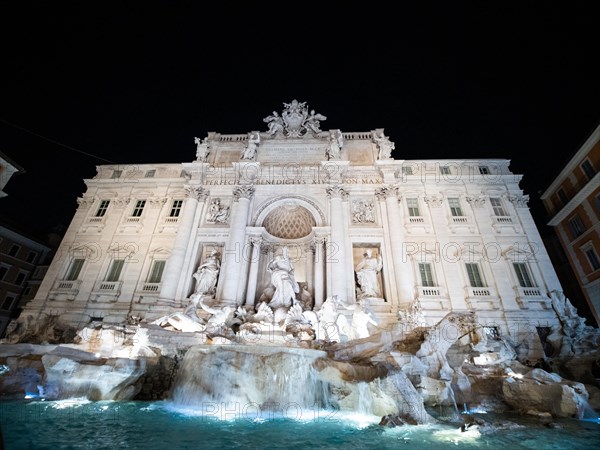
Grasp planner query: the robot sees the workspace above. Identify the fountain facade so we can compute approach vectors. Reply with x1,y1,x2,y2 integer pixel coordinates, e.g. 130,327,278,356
1,101,599,434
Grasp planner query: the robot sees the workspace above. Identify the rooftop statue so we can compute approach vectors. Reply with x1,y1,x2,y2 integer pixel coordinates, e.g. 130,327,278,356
194,136,210,162
372,130,395,159
241,131,260,160
263,100,328,138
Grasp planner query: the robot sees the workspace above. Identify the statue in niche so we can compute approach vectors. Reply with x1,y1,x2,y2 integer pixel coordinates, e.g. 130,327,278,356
241,131,260,160
192,250,221,296
326,129,344,160
304,109,327,134
263,111,285,136
267,246,300,309
352,200,375,223
355,249,383,298
206,198,230,224
194,136,210,162
372,130,395,160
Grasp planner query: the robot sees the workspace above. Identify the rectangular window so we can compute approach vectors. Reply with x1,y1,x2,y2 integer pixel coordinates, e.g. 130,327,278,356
479,166,490,175
8,244,20,257
406,198,420,217
448,198,463,216
23,287,32,297
440,166,451,175
585,248,600,271
484,326,500,340
65,258,85,281
147,260,166,283
144,169,156,178
0,265,9,281
490,197,508,216
169,200,183,217
568,214,586,238
557,188,569,206
111,169,122,179
14,271,27,286
513,263,536,287
132,200,146,217
466,263,485,287
26,251,38,263
1,294,16,311
106,259,125,282
595,194,600,214
95,200,110,217
402,166,413,175
418,263,435,287
581,159,596,181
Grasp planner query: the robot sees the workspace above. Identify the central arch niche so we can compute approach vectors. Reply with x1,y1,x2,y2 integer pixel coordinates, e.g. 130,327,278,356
262,204,316,239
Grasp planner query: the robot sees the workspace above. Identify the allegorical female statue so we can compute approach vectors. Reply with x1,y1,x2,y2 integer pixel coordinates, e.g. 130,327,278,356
192,250,221,296
355,249,383,298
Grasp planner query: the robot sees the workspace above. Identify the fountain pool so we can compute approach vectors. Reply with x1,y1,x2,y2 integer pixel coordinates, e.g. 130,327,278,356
1,399,599,449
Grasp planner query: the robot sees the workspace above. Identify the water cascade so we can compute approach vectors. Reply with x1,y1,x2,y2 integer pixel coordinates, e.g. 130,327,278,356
170,345,331,419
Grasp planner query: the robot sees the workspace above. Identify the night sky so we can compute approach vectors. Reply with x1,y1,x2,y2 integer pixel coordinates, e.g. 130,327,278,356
1,2,599,242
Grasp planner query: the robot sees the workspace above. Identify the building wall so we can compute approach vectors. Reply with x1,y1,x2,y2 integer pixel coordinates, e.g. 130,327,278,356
0,225,51,336
21,130,565,345
542,123,600,325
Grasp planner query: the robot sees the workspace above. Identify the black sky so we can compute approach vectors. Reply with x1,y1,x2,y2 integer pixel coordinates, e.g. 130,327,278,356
1,1,599,241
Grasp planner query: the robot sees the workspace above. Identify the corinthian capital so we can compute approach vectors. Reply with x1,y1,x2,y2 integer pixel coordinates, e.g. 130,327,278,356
76,196,95,209
465,195,486,208
375,185,399,200
424,195,443,208
326,185,348,200
184,185,209,201
507,194,529,208
233,184,255,201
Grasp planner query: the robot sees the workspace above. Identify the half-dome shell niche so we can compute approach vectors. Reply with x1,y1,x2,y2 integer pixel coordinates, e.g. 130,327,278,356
263,204,315,239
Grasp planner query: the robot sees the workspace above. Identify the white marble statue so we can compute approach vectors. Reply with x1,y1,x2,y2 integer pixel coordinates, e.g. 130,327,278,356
304,110,327,134
194,136,210,162
192,250,221,296
316,296,350,342
355,249,383,298
206,198,230,224
372,131,394,159
348,301,379,339
267,246,300,309
241,131,260,160
327,130,344,160
263,111,284,136
198,296,234,330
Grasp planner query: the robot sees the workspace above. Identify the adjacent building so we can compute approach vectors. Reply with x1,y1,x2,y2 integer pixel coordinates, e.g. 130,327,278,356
19,100,567,349
541,123,600,325
0,224,52,336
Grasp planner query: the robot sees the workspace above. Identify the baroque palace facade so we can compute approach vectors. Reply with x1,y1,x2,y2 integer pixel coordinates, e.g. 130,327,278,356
21,100,565,341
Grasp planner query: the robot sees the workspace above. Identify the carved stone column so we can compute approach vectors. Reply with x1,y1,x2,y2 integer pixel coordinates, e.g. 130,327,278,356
326,185,349,303
305,242,314,293
245,237,262,307
313,237,326,309
220,185,255,306
376,185,414,309
160,186,208,302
